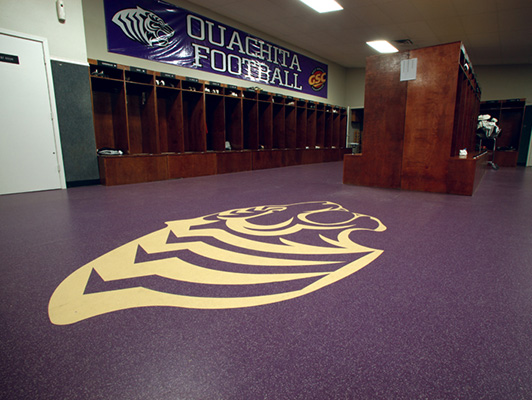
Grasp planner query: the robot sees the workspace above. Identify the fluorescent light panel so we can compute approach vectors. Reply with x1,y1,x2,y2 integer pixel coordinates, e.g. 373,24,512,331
366,40,399,53
299,0,343,13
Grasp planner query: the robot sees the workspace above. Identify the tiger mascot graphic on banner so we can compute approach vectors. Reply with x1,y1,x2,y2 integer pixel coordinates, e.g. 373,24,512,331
112,6,175,47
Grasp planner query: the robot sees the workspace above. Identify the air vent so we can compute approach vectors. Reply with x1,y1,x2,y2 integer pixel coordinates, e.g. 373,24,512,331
394,39,414,45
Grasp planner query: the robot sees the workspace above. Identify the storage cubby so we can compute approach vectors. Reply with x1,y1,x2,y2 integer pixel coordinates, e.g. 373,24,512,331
205,83,222,95
243,99,259,150
479,98,526,167
90,61,123,81
259,100,273,149
273,102,286,149
225,86,241,98
499,100,525,150
90,77,128,152
156,73,180,89
332,108,341,148
306,103,317,148
156,86,184,153
182,79,203,92
205,93,225,151
182,90,205,152
348,108,363,153
224,95,243,150
258,91,272,102
88,59,348,186
296,101,307,148
338,108,347,148
285,100,297,149
316,104,325,148
125,69,154,85
324,107,334,148
126,83,158,154
451,53,481,157
243,89,257,100
273,95,284,105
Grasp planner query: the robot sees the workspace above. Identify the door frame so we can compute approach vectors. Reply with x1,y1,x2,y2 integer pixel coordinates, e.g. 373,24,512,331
0,28,66,190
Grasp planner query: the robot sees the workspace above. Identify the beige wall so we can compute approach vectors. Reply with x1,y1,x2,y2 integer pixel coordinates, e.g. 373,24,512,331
0,0,88,64
345,68,366,109
82,0,346,106
475,65,532,105
344,64,532,110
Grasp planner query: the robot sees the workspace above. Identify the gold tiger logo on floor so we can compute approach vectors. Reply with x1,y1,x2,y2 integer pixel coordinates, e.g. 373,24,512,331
48,201,386,325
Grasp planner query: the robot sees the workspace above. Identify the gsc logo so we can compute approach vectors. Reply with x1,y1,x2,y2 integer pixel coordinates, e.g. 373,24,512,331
308,67,327,91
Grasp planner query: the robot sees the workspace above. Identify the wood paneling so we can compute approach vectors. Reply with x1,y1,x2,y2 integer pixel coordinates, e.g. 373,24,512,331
343,51,409,189
401,43,460,193
343,42,483,195
447,152,489,196
167,153,216,179
216,151,253,174
98,155,167,186
253,149,284,170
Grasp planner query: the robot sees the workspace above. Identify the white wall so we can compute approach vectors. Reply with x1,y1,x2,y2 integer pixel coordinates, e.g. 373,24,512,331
0,0,88,64
81,0,346,106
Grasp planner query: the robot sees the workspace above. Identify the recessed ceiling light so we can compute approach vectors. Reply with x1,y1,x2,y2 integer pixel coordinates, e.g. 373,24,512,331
299,0,343,13
366,40,399,53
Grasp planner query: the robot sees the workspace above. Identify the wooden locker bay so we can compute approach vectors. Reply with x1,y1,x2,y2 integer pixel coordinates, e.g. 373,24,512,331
88,59,348,186
343,42,489,195
479,98,526,167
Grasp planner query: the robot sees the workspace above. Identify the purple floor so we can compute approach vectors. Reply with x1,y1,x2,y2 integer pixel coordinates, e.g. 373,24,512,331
1,161,532,399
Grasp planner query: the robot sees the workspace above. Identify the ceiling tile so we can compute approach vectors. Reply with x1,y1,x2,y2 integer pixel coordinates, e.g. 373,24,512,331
497,8,532,31
184,0,532,67
495,0,532,10
376,0,426,23
426,17,466,43
397,21,439,44
459,12,499,36
347,4,394,27
409,0,458,19
450,0,497,15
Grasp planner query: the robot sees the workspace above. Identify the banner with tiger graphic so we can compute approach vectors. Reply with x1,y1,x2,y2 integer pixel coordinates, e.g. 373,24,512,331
104,0,328,98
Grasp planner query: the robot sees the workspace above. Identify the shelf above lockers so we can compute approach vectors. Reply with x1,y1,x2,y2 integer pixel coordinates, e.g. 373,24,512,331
156,72,181,90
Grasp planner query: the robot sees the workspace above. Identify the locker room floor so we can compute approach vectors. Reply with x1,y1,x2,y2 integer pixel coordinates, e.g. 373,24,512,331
1,161,532,399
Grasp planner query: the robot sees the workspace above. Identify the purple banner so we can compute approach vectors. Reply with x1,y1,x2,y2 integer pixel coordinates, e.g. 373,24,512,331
104,0,328,98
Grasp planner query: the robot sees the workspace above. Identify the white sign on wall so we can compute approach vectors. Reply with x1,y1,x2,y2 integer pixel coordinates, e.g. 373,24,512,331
400,58,417,81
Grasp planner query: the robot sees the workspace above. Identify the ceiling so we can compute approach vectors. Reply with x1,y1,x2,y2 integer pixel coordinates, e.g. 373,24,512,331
185,0,532,68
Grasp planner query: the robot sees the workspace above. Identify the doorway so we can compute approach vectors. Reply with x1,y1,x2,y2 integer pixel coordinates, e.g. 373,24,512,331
0,30,65,195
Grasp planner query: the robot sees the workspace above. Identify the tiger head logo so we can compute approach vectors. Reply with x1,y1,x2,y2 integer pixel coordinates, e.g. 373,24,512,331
48,201,386,325
112,6,175,47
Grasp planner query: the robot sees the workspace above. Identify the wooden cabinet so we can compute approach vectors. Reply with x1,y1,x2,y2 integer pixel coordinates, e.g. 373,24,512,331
479,98,526,167
343,42,487,195
89,59,348,185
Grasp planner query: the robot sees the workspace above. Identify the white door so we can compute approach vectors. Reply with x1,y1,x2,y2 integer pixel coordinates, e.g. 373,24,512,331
0,32,64,195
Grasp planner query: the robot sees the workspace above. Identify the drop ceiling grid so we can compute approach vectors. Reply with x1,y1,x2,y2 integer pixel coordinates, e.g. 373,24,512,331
184,0,532,67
